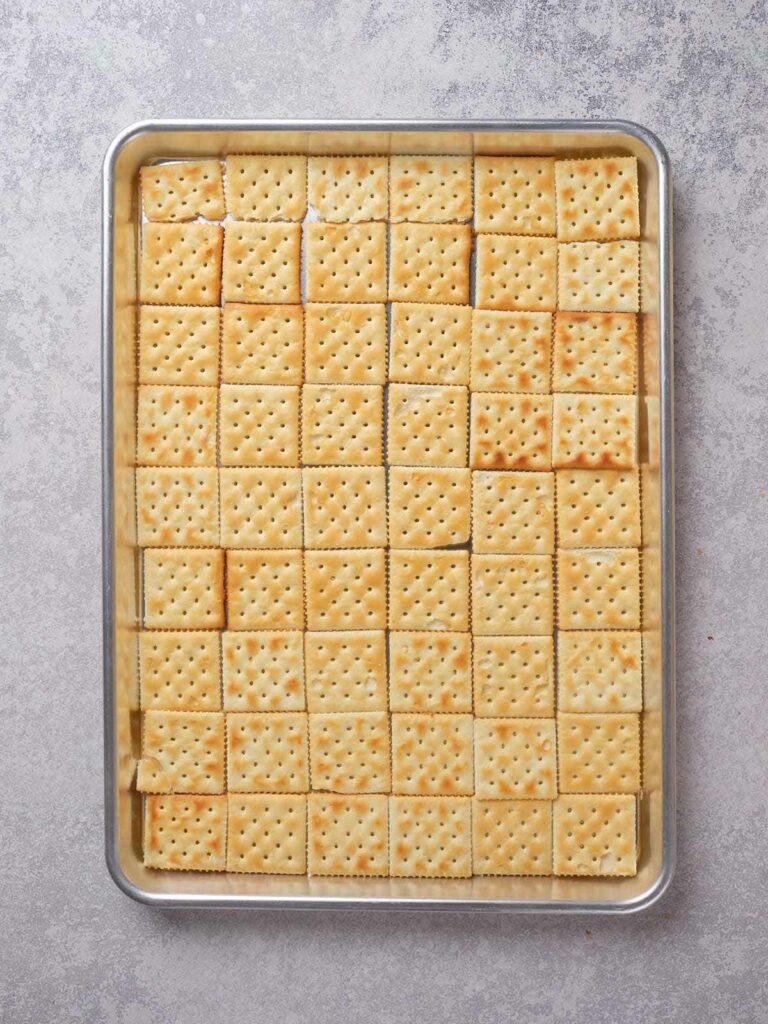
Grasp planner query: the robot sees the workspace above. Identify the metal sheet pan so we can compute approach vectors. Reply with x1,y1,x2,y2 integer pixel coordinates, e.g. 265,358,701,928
102,119,675,911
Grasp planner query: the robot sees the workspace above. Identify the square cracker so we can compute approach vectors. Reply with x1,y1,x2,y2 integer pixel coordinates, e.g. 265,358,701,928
226,550,304,630
388,384,468,468
556,468,641,548
472,470,554,554
136,467,219,547
139,631,221,712
304,549,386,631
219,384,300,467
389,796,471,878
471,554,553,636
470,310,551,393
474,717,557,800
222,303,303,385
136,385,218,467
389,550,469,632
222,630,305,712
389,223,471,304
470,393,552,471
558,241,640,312
558,712,641,794
308,794,388,876
301,384,383,466
555,157,640,241
222,222,301,304
553,312,637,394
389,303,472,385
140,223,223,306
473,635,554,717
552,393,637,470
144,795,226,871
309,711,391,794
390,155,472,223
219,467,302,549
388,467,471,549
305,222,387,303
391,713,474,796
474,156,556,235
473,799,552,876
308,156,388,222
389,632,472,713
141,160,225,221
305,303,387,384
227,794,307,874
143,548,224,630
557,548,641,630
553,794,637,876
225,154,307,221
139,305,220,386
137,710,225,794
558,630,643,713
303,466,387,548
475,234,557,312
305,631,387,712
226,711,309,792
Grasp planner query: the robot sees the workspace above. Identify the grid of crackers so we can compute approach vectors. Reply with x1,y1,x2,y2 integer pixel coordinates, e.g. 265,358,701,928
135,152,643,881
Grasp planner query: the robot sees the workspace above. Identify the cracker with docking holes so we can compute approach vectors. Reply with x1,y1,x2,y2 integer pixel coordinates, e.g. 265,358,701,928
475,234,557,312
472,471,554,555
136,467,219,547
306,222,388,303
391,713,474,796
143,548,224,630
558,712,641,794
557,548,641,631
389,796,471,878
388,467,471,549
308,794,389,876
389,550,469,632
473,635,554,717
389,223,471,304
473,799,552,876
390,155,473,223
227,794,307,874
139,305,220,386
144,795,227,871
389,632,472,713
556,468,641,548
389,302,472,385
474,156,556,235
137,385,218,467
553,311,637,394
137,710,225,794
219,384,300,467
470,393,552,471
388,384,468,468
226,712,309,793
305,631,387,712
558,241,640,312
308,156,388,222
222,303,303,385
305,303,387,384
223,222,301,304
555,157,640,241
471,310,551,393
552,393,637,470
553,794,637,876
471,554,553,636
558,630,643,713
219,467,302,549
304,549,387,631
474,717,557,800
303,466,387,548
141,160,225,221
225,154,307,221
302,384,384,466
309,711,391,794
139,631,221,712
140,223,223,306
222,631,305,712
226,549,304,631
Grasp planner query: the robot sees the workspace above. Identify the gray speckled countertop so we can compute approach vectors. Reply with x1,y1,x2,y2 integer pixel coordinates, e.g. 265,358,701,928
2,2,767,1021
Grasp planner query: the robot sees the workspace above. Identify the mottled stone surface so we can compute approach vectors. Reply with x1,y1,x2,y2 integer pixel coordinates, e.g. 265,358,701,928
1,1,766,1021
